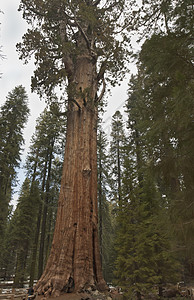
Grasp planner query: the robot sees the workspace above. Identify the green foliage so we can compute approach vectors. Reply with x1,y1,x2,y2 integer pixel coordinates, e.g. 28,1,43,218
3,178,41,286
24,102,66,282
137,30,194,273
97,127,115,282
116,2,194,289
0,85,29,182
0,102,66,283
0,85,29,260
17,0,132,98
109,110,126,208
1,0,193,291
114,136,180,298
25,101,66,183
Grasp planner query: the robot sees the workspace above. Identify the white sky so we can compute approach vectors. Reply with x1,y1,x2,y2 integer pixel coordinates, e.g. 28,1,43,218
0,0,138,205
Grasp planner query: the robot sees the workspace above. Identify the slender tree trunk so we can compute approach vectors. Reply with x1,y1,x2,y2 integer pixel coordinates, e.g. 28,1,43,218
98,151,103,260
36,55,107,297
38,140,54,278
30,203,42,286
30,154,48,285
117,139,121,206
135,128,143,185
44,206,53,264
14,242,29,288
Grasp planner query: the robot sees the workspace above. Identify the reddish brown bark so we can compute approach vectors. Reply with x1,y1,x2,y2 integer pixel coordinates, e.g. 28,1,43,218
35,54,107,297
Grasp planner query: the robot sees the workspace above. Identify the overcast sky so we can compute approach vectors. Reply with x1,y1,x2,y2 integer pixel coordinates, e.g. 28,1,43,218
0,0,138,205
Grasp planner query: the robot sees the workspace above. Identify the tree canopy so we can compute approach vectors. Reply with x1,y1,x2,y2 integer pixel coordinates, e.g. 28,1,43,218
17,0,132,99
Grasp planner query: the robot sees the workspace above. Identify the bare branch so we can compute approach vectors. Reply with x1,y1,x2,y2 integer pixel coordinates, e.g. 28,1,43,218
97,60,107,80
93,0,102,6
96,78,106,103
75,20,91,50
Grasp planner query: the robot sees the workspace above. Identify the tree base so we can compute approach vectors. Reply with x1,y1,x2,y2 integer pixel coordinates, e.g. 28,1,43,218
35,289,123,300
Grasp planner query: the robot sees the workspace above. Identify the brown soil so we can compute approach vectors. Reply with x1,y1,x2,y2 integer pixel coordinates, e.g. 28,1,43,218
35,292,110,300
35,293,89,300
35,291,123,300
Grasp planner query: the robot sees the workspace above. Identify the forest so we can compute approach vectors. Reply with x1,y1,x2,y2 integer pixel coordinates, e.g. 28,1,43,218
0,0,194,299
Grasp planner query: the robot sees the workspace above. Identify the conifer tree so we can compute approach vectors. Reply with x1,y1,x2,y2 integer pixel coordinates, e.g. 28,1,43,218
8,178,40,287
127,0,194,279
0,85,29,260
17,0,132,296
25,103,66,285
0,9,4,76
97,127,114,282
109,110,126,209
114,84,181,298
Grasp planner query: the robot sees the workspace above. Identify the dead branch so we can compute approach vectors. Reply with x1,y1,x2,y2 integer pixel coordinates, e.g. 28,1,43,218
93,0,102,6
96,78,106,103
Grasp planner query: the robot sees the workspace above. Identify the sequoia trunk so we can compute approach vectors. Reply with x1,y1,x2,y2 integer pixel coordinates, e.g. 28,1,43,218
36,55,107,297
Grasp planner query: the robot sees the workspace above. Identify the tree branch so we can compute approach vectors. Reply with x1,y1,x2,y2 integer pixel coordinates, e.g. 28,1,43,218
75,20,91,50
96,78,106,103
20,1,47,18
97,60,107,80
63,9,91,51
93,0,102,6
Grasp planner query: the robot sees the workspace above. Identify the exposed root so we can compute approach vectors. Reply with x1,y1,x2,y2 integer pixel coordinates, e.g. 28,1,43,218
35,276,108,298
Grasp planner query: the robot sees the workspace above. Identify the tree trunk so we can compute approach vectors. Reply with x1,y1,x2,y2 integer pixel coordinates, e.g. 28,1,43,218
30,149,49,285
117,139,121,207
14,242,29,288
29,203,42,286
98,146,103,261
36,55,107,297
44,206,53,265
38,139,54,278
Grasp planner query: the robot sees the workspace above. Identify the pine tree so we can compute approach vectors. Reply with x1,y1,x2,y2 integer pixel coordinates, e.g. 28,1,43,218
7,178,40,287
97,127,114,283
109,111,126,209
17,0,132,296
126,0,194,279
136,14,194,277
0,9,4,76
0,85,29,259
25,103,66,285
114,83,181,297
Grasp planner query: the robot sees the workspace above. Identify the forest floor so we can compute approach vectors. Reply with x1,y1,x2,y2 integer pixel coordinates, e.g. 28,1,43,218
36,294,87,300
35,291,122,300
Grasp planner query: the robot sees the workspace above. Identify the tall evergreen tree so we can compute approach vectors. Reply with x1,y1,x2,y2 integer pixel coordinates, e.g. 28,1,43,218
25,103,66,285
0,9,4,75
13,178,40,287
127,0,194,279
109,110,126,209
97,127,114,283
17,0,132,296
0,85,29,258
1,178,40,287
114,81,181,298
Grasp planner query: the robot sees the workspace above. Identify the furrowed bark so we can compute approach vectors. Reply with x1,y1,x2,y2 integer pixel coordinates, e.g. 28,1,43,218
35,53,107,297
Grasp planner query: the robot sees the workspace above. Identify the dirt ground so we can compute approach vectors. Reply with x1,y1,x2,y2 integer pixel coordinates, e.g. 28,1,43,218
35,291,122,300
36,294,87,300
35,292,111,300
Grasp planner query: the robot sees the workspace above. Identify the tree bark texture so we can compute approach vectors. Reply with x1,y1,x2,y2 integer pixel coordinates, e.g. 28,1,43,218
36,55,107,297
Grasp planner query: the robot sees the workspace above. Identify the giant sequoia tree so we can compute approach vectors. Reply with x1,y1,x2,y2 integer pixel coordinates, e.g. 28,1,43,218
18,0,131,297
